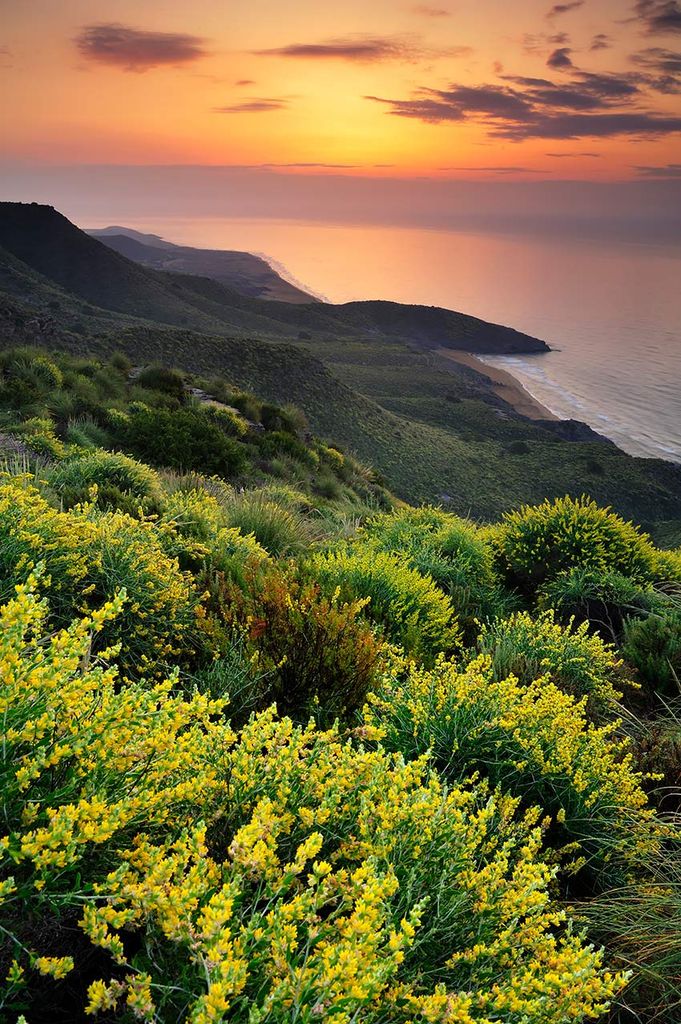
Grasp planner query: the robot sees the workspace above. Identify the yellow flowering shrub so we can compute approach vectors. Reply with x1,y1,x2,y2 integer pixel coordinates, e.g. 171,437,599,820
496,495,659,592
0,580,626,1022
312,546,461,661
357,505,509,639
0,477,199,675
365,652,661,888
477,609,626,716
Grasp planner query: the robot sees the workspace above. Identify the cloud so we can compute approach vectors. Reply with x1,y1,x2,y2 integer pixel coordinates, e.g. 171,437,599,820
235,78,256,86
74,23,207,71
440,165,546,173
260,162,360,168
411,4,451,15
253,35,471,62
591,33,612,50
634,1,681,34
367,66,681,138
547,1,584,17
630,45,681,87
497,111,681,138
545,150,602,155
635,161,681,174
214,98,288,113
548,47,574,68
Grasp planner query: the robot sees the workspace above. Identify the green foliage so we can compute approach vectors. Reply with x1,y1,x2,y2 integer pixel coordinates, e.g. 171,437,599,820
47,449,163,514
366,651,661,890
496,495,659,593
0,348,63,407
222,490,312,556
623,609,681,696
111,405,249,479
135,363,186,400
312,546,461,661
359,505,510,639
477,609,625,716
538,566,662,640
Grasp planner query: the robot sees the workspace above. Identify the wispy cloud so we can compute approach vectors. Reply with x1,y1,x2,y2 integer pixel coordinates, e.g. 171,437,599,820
253,34,470,63
411,5,451,15
547,1,584,18
635,161,681,174
214,98,288,113
75,23,207,71
634,1,681,34
591,33,612,50
545,150,602,155
440,165,547,173
235,78,256,86
367,63,681,139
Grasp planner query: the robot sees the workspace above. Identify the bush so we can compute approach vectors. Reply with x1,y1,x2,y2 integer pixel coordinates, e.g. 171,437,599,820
623,609,681,696
477,610,625,716
496,495,659,593
135,364,185,400
0,349,63,407
258,430,318,468
0,583,626,1022
365,650,661,890
360,506,509,639
218,570,384,721
48,450,163,514
112,406,248,479
312,547,461,661
10,417,65,460
222,491,312,556
538,566,662,641
63,416,111,450
0,478,198,675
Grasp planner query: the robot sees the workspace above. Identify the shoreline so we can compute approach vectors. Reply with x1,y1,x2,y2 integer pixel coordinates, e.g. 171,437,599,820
436,348,559,422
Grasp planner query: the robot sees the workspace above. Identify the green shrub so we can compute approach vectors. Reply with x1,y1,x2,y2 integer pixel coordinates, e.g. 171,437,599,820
112,406,248,479
203,404,248,437
477,609,625,716
63,416,111,450
360,506,509,639
0,349,63,407
496,495,658,593
10,418,65,460
222,491,312,556
312,546,461,661
0,478,198,675
48,450,163,514
135,364,185,400
623,610,681,696
538,566,662,640
257,430,318,468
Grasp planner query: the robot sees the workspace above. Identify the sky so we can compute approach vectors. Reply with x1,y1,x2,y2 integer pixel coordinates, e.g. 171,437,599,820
2,0,680,181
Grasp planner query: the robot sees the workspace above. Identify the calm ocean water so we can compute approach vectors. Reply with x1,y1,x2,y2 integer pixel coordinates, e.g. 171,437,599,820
115,216,681,464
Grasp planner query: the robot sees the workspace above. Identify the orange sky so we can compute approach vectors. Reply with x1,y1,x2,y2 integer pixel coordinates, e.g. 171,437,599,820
1,0,680,180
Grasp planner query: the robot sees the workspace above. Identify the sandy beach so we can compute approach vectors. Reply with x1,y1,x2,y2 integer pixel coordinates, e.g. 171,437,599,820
436,348,559,422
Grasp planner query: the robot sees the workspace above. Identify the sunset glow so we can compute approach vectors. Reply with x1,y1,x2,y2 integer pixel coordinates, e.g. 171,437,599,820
2,0,680,180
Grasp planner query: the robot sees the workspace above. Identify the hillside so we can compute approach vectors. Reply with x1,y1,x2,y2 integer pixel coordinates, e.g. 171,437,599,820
0,204,549,353
1,346,681,1023
87,227,318,304
1,202,680,540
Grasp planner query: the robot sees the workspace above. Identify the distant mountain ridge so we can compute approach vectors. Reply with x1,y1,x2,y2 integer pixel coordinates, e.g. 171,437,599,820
87,226,318,304
0,204,549,354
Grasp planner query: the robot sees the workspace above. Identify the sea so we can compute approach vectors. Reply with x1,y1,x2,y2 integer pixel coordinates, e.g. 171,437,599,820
113,216,681,465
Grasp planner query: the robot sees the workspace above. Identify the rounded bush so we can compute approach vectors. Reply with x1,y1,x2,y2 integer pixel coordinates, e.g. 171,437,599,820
477,609,625,715
366,649,660,889
223,491,311,556
623,610,681,696
0,349,63,407
360,506,508,638
496,495,658,592
312,546,461,661
48,450,163,513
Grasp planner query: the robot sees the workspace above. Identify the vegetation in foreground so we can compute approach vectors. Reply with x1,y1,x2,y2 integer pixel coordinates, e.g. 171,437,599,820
1,347,681,1023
